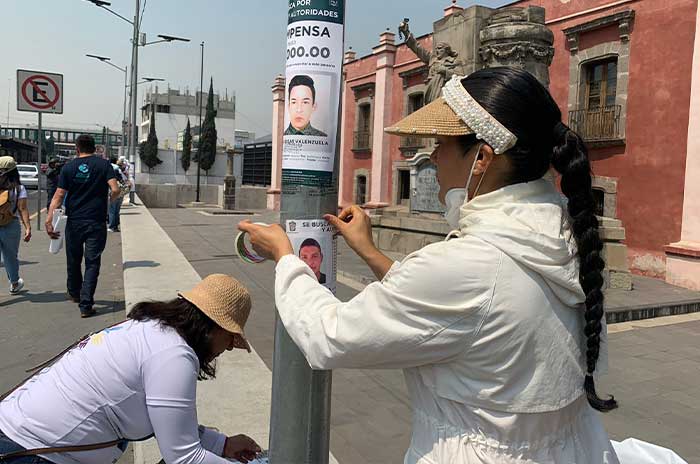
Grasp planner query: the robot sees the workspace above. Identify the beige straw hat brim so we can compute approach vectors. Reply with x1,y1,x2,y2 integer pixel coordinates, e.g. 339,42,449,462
384,97,475,138
179,274,251,339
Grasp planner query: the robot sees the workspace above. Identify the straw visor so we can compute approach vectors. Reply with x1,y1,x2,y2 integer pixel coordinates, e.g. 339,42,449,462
385,97,474,138
179,274,251,337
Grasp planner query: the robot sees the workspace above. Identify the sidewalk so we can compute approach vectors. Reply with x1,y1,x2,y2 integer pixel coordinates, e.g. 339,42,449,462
149,207,700,463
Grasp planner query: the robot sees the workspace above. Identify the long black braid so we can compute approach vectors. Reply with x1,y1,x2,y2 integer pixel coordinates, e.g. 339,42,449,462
461,67,617,412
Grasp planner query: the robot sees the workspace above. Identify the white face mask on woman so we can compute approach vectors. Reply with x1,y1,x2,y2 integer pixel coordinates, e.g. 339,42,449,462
443,188,466,230
442,143,486,230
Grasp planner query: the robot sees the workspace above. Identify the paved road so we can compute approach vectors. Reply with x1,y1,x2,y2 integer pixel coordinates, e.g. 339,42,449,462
151,207,700,463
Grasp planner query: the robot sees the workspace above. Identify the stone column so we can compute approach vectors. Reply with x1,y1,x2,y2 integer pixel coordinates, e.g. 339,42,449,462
267,75,285,211
337,49,357,209
366,31,396,209
478,6,555,88
665,4,700,290
223,147,236,210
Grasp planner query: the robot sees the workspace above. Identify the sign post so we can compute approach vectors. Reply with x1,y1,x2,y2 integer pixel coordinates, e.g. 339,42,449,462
17,69,63,230
269,1,346,462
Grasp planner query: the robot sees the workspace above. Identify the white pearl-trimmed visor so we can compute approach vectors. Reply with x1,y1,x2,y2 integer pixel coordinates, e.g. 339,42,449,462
385,75,518,155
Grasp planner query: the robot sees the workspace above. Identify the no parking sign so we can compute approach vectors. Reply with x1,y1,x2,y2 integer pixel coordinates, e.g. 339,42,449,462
17,69,63,114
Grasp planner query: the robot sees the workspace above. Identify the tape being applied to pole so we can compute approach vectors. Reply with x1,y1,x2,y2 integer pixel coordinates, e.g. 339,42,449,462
235,223,270,264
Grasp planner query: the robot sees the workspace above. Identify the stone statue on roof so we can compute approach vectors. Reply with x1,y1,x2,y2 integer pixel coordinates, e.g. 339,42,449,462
398,18,465,103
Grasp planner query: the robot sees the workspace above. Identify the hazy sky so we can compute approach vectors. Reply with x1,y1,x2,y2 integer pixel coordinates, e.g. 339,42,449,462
1,0,511,137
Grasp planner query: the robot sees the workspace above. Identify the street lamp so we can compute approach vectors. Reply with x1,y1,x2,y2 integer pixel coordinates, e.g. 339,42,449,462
85,0,189,203
86,54,128,157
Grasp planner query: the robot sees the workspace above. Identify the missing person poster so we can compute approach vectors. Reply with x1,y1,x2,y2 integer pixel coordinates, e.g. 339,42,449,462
283,0,345,188
286,219,337,294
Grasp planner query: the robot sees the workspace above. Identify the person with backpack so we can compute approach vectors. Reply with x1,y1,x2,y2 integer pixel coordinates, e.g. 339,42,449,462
45,135,120,318
0,156,31,295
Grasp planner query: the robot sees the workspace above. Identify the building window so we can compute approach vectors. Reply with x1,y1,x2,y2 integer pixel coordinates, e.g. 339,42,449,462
564,11,633,146
592,188,605,217
569,57,621,142
355,175,367,205
401,92,426,152
156,104,170,114
242,142,272,186
585,59,617,109
353,103,372,151
397,170,411,206
407,93,424,114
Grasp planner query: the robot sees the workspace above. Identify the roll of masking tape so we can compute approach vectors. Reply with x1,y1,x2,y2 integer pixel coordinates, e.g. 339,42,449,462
235,222,270,264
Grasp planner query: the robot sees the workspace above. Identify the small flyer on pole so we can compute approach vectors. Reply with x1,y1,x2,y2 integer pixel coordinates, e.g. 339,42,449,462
286,219,337,294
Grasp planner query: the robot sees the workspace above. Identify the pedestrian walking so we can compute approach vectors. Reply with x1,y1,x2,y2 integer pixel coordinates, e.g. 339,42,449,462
108,156,127,232
45,135,120,318
240,68,620,463
0,274,262,464
0,156,31,294
45,158,61,210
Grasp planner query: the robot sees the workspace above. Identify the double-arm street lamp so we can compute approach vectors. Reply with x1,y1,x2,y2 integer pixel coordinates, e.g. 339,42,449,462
84,0,189,176
86,54,165,157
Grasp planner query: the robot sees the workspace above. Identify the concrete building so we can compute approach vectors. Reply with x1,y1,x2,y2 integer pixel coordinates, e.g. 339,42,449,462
267,0,700,290
140,86,236,151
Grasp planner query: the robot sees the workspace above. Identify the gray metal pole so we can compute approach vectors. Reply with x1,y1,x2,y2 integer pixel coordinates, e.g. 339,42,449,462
269,2,346,462
122,70,127,157
36,112,42,230
196,41,204,203
129,0,140,169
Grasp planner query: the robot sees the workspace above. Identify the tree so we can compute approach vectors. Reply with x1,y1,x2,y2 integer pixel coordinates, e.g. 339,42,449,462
198,78,218,173
181,118,192,172
140,111,162,171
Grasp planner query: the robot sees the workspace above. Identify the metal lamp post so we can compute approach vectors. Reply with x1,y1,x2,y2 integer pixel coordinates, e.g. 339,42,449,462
85,0,189,202
196,41,204,204
85,54,128,157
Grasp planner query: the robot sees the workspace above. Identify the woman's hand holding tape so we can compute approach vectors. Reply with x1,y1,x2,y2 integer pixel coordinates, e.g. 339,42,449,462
238,221,294,263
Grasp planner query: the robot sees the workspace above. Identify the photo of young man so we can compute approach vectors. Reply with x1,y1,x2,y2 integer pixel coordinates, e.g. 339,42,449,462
285,75,328,137
298,238,326,284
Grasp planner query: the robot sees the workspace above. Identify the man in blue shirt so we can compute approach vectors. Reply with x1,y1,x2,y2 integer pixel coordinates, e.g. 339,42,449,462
45,135,120,317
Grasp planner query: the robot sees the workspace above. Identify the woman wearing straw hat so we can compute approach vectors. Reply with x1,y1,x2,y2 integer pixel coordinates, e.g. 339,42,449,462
239,67,619,463
0,156,32,295
0,274,262,464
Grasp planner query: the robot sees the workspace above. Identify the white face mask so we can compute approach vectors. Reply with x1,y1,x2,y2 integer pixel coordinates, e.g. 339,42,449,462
442,143,486,230
443,188,466,229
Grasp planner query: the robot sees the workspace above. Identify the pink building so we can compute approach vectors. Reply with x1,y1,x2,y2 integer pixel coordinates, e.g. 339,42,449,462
269,0,700,290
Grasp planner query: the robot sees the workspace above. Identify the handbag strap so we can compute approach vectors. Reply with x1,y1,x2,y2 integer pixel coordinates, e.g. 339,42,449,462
0,439,124,460
0,432,156,461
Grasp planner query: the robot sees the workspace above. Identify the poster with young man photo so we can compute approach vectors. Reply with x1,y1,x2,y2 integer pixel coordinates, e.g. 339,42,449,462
285,75,328,137
286,219,336,293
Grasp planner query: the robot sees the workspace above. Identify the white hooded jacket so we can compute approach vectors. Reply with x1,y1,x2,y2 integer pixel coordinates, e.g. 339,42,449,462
275,177,617,463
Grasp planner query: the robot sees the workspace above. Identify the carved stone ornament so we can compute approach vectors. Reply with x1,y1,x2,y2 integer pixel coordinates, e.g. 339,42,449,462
479,42,554,67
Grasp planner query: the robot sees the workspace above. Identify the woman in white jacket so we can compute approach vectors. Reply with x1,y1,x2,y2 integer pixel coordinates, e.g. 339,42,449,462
240,67,619,463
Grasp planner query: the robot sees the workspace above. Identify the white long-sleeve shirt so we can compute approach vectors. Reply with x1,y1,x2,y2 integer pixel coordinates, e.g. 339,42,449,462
0,320,230,464
275,178,619,464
